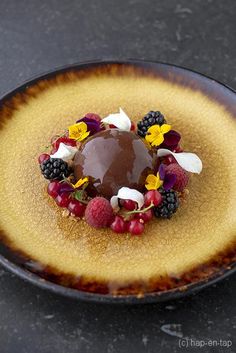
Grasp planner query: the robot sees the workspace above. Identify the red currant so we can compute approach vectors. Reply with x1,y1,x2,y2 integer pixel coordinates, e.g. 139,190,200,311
128,219,144,235
68,199,86,217
135,209,153,223
55,193,71,208
110,215,128,233
38,153,50,164
144,190,162,207
47,181,61,199
121,199,137,211
131,122,136,131
52,137,76,152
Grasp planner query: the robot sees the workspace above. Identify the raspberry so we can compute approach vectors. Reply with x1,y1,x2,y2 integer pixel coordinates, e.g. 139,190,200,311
85,197,114,228
164,155,176,165
165,163,189,192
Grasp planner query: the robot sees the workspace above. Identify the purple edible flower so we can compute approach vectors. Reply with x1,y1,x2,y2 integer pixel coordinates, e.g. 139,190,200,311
76,117,102,135
160,130,181,151
158,163,176,191
163,172,176,191
58,183,74,195
158,163,166,180
84,113,101,122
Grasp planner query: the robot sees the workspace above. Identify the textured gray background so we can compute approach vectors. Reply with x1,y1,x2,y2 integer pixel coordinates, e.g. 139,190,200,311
0,0,235,352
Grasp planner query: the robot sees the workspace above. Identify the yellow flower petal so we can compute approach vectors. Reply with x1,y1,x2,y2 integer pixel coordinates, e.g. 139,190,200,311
68,122,85,138
68,122,90,141
145,173,163,190
145,134,153,144
145,174,157,190
147,125,161,134
72,177,89,189
78,131,90,141
160,124,171,134
155,173,163,189
151,133,164,147
145,125,164,146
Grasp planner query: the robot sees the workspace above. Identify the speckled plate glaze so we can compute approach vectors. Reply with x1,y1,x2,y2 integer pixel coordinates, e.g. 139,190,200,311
0,60,235,304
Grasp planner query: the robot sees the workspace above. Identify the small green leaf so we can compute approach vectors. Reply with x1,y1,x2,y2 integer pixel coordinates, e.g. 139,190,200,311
74,190,89,204
74,190,84,201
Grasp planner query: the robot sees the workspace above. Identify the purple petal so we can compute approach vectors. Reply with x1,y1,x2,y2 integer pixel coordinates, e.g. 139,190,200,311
58,183,74,194
158,163,166,180
85,113,101,122
76,117,102,135
161,130,181,150
163,173,176,191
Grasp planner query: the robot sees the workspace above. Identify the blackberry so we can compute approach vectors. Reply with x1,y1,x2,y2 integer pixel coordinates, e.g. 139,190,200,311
153,189,179,219
40,158,70,180
137,111,166,138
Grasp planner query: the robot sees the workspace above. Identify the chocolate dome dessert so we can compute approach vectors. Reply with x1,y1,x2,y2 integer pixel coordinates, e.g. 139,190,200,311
74,129,156,199
0,63,235,299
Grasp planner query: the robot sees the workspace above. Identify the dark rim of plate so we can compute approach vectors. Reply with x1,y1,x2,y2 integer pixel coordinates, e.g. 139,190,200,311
0,59,235,304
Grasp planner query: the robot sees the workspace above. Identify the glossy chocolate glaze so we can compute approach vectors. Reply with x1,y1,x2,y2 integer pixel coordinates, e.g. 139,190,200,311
74,129,156,199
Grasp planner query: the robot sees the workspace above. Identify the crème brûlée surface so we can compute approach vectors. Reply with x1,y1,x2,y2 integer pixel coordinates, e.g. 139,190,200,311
0,63,235,294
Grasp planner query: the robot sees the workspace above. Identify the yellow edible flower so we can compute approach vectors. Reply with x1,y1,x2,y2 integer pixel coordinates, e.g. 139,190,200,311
68,122,90,141
145,124,171,147
145,173,163,190
72,177,89,189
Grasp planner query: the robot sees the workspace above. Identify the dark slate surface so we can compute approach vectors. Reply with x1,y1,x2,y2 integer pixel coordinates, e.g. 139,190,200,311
0,0,235,352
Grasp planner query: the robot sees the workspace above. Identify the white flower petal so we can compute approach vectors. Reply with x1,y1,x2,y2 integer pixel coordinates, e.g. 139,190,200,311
157,149,203,174
110,187,144,210
101,107,132,131
50,143,78,162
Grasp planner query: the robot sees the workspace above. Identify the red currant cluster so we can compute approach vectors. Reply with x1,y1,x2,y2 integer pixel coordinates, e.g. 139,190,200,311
44,177,163,236
47,180,86,217
39,148,163,236
38,153,87,218
38,150,164,235
110,190,162,235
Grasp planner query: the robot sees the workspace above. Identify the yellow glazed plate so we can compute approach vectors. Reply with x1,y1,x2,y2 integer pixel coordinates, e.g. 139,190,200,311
0,61,235,303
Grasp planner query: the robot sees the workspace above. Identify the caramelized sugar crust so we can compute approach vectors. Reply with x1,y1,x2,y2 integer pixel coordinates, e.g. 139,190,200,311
0,63,235,295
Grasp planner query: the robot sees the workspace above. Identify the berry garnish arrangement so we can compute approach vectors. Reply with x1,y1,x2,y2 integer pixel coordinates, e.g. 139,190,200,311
38,108,202,236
